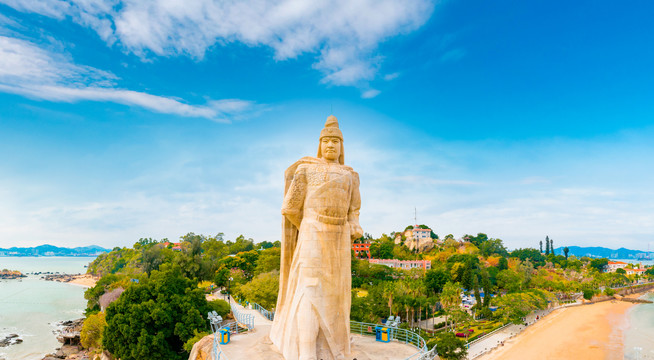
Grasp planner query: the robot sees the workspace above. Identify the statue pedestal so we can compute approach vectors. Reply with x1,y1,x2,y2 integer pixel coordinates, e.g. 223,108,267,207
188,304,422,360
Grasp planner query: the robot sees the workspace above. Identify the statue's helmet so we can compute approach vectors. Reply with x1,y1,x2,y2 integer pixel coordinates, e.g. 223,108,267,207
317,115,345,164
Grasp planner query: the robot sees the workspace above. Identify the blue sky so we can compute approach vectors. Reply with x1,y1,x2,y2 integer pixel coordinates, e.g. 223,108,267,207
1,0,653,251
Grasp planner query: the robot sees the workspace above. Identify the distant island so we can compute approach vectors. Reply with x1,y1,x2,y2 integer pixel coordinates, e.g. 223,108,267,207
0,270,27,279
0,244,111,257
554,246,653,260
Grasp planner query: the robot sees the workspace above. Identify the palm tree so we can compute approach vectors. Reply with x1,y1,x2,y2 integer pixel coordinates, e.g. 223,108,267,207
441,282,462,331
382,281,397,317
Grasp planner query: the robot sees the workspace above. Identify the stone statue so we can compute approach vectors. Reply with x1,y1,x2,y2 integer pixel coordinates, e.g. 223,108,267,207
270,115,363,360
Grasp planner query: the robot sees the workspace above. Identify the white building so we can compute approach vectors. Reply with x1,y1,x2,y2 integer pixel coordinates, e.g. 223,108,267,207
368,258,432,270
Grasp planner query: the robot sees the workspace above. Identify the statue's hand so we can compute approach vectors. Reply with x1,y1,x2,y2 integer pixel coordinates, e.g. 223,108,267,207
350,223,363,240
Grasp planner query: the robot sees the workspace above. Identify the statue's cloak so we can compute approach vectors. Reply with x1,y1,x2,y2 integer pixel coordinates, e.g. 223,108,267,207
270,154,360,360
275,156,323,315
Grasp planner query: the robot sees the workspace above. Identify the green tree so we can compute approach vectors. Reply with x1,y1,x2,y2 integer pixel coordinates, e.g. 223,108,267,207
238,271,280,309
479,238,508,257
589,258,609,272
254,247,281,275
440,282,462,330
464,233,488,248
227,235,255,254
142,245,164,276
103,268,209,360
497,269,524,292
493,289,553,324
425,268,450,294
511,248,546,268
428,332,467,360
615,268,626,275
545,236,550,255
480,268,492,308
80,312,106,350
563,247,569,259
539,240,543,253
498,257,509,271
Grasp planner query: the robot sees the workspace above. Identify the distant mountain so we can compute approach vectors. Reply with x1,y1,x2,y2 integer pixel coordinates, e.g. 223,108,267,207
0,244,111,256
554,246,653,259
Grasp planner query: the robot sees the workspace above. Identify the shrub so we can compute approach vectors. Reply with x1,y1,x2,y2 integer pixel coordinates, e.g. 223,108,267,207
604,288,616,296
80,312,106,349
208,299,230,317
183,330,210,352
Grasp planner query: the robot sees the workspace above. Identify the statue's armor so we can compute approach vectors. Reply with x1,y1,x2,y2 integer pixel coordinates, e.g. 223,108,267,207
274,161,360,360
272,116,361,360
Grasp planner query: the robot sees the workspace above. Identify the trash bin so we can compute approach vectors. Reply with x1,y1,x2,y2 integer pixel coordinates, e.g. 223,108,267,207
219,329,230,344
375,326,390,343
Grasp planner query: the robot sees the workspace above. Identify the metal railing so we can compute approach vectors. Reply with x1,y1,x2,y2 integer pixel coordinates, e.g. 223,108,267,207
349,321,436,360
465,323,512,349
251,302,275,321
230,303,255,330
221,321,250,334
208,311,228,360
231,303,436,359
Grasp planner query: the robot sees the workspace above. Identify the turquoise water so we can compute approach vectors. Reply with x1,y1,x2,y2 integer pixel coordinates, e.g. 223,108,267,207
0,257,95,360
624,292,654,360
612,259,654,267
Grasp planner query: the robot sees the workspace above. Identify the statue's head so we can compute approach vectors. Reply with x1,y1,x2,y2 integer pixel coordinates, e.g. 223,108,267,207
317,115,344,164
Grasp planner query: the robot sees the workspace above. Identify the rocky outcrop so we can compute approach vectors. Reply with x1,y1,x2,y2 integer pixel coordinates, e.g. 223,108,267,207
0,333,22,347
405,237,434,253
0,270,26,280
42,273,82,283
188,335,214,360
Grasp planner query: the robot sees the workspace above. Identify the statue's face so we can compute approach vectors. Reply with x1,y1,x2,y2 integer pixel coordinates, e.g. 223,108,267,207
320,136,341,162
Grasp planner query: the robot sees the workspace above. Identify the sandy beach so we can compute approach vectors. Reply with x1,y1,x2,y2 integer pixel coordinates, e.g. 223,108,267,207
477,300,635,360
67,274,98,287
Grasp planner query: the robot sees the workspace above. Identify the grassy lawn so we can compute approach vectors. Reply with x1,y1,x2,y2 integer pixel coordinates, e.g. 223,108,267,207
454,320,503,341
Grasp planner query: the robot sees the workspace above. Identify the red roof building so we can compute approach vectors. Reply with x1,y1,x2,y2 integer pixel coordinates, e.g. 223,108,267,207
352,242,371,258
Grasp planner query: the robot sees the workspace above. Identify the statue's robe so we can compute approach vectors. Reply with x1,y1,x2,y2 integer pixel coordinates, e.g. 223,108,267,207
270,156,361,360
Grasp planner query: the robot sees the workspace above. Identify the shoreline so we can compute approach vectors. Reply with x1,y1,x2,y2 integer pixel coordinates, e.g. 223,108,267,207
476,292,652,360
67,274,97,288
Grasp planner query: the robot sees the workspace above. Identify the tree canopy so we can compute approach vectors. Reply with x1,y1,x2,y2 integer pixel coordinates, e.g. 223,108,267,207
103,268,210,360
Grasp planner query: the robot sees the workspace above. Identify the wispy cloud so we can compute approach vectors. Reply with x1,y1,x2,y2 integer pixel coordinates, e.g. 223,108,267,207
440,48,466,63
361,89,381,99
1,0,435,86
383,72,400,81
0,35,258,121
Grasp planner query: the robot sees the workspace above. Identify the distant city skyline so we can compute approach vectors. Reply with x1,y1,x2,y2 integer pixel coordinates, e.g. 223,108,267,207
1,1,653,250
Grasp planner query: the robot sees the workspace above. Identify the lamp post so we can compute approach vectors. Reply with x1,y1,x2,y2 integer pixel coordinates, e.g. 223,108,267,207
228,277,233,306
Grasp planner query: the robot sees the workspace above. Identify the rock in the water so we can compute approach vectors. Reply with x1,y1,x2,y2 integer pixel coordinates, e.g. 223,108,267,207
0,334,23,347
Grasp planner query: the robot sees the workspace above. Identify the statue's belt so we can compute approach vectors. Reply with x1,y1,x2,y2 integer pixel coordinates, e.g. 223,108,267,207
317,214,347,225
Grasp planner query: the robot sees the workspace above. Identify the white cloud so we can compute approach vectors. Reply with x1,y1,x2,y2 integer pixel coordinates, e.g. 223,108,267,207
0,35,257,121
361,89,381,99
0,0,435,86
383,72,400,81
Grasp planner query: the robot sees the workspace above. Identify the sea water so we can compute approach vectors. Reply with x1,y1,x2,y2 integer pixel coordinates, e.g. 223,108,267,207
624,292,654,360
0,257,95,360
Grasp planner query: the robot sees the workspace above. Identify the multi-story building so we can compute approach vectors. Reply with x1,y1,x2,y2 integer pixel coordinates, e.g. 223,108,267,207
352,242,371,258
368,258,431,270
606,261,628,272
625,268,647,276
